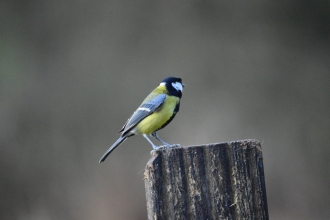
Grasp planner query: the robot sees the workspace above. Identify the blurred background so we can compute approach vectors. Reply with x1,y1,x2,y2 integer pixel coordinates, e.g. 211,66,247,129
1,1,330,219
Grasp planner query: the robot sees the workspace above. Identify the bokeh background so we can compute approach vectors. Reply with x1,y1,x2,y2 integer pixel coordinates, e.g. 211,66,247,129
1,1,330,219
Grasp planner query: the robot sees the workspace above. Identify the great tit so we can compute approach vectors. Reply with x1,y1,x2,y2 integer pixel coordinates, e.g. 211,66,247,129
99,76,185,163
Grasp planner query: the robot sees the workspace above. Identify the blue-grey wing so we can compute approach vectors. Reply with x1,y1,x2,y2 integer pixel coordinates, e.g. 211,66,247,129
119,94,166,136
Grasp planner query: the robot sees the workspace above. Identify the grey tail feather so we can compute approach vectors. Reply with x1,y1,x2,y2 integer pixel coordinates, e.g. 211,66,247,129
99,136,128,163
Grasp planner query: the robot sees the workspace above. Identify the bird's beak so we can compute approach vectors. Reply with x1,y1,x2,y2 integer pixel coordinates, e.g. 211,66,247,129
182,83,186,87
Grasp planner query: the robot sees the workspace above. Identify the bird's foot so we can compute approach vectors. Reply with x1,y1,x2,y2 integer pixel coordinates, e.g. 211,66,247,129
151,144,165,150
150,144,181,155
167,144,181,148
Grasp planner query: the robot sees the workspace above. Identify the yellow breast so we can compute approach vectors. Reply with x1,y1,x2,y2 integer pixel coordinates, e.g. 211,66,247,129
135,95,179,134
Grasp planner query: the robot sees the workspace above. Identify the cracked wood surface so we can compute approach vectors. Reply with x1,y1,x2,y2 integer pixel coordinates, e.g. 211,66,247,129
144,140,268,220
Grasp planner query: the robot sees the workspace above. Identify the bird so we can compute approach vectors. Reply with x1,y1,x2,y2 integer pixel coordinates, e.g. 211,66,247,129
99,76,185,163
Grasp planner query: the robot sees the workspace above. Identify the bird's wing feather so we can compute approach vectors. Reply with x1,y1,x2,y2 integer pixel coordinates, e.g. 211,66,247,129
119,94,166,135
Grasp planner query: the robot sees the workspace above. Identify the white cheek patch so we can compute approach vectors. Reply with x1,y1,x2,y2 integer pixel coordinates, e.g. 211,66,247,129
172,82,183,92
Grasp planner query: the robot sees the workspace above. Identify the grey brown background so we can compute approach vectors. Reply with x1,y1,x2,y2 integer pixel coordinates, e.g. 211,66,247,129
1,1,330,219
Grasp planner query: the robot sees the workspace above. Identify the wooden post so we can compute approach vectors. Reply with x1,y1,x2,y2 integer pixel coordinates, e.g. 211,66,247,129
144,139,268,220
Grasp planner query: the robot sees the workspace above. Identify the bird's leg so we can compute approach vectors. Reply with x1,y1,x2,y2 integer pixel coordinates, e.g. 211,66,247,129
143,134,162,149
151,132,170,146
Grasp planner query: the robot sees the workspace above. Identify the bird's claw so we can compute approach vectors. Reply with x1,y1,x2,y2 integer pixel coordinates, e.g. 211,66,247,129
150,144,181,155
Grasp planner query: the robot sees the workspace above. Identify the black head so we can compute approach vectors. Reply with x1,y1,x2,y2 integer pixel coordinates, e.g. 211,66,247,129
160,77,184,98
